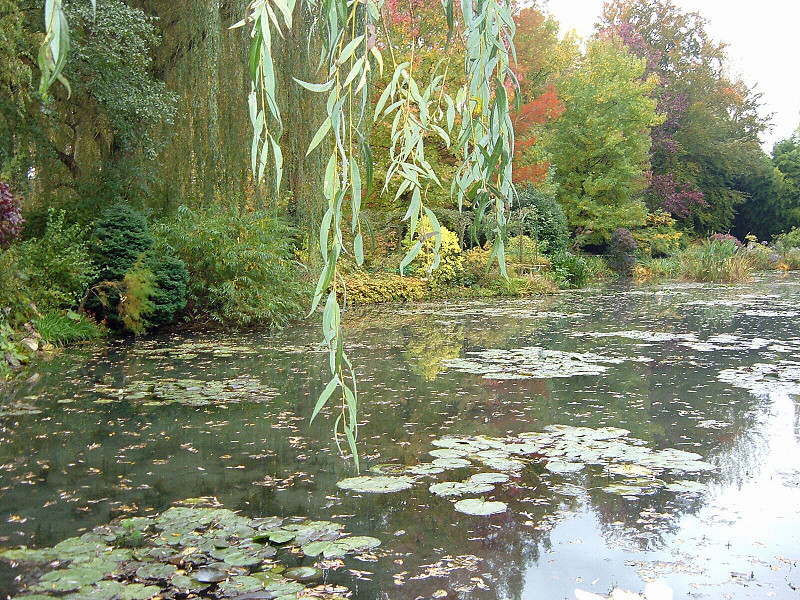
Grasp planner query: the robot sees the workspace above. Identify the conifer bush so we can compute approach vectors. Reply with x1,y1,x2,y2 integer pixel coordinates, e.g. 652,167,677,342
514,186,569,254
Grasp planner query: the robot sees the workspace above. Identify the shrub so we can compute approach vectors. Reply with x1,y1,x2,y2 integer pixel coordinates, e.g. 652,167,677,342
341,272,426,304
92,204,154,281
634,211,682,257
33,310,102,346
709,232,742,247
513,186,569,254
741,235,779,272
682,239,753,282
144,254,188,326
17,209,97,311
776,227,800,249
89,204,187,332
549,251,592,288
154,206,308,328
402,216,464,283
608,228,637,276
0,182,24,249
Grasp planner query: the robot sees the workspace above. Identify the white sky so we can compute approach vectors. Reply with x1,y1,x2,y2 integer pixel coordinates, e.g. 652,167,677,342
543,0,800,152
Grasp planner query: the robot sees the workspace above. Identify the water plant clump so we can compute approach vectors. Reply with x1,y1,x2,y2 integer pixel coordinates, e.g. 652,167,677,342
0,498,373,600
442,347,636,380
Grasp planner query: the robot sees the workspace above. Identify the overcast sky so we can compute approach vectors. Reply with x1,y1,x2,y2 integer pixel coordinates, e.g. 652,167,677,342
542,0,800,152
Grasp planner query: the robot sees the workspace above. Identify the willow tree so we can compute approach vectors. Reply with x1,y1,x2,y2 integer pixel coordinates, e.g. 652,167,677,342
41,0,519,466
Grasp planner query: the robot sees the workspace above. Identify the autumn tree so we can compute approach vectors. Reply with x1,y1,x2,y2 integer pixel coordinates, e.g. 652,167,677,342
545,35,660,247
600,0,768,232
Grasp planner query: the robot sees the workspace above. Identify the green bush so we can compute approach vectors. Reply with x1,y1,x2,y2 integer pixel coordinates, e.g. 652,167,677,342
154,206,308,328
33,310,102,346
776,227,800,249
549,251,592,288
145,254,188,326
16,209,96,311
92,204,154,281
514,186,569,254
89,204,187,332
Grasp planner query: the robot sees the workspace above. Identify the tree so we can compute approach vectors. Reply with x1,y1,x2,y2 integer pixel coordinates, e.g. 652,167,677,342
599,0,769,232
545,36,659,246
3,0,175,217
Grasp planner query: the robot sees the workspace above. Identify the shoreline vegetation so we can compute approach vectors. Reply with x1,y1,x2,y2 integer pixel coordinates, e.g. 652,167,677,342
4,215,800,380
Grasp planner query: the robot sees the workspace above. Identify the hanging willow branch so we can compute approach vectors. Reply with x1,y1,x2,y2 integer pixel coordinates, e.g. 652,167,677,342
41,0,518,469
38,0,96,99
241,0,517,469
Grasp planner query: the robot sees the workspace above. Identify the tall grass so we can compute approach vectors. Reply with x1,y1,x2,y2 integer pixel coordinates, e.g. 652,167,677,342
681,239,753,282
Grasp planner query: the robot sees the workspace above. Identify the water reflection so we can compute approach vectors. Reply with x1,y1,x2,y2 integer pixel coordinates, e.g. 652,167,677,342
1,275,800,599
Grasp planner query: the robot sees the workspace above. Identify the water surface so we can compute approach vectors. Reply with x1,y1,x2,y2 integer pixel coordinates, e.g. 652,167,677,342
2,274,799,599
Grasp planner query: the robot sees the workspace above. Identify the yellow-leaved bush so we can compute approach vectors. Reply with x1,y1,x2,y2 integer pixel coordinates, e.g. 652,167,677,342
341,273,426,305
402,216,464,283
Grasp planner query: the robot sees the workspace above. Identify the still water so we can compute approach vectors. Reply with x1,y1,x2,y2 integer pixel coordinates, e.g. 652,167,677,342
2,274,800,599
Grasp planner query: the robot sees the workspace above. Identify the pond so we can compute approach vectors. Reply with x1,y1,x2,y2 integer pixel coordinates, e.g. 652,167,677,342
2,273,800,600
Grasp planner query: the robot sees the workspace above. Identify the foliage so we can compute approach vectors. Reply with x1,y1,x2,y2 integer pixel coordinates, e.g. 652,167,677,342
145,254,188,327
681,239,752,283
709,233,742,247
8,0,174,208
0,247,30,326
633,211,683,258
17,208,96,311
0,182,24,248
92,204,154,282
608,228,637,276
340,272,426,305
0,317,32,379
33,310,102,346
402,216,463,283
513,185,569,254
87,204,187,333
549,251,593,288
154,206,307,328
545,36,658,246
741,236,780,272
600,0,768,232
776,227,800,249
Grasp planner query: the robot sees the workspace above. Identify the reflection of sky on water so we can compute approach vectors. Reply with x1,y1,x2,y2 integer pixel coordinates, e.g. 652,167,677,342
520,391,800,599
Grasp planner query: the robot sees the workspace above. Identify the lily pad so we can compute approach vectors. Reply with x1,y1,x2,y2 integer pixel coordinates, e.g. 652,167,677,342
196,566,228,583
336,475,414,493
429,481,495,497
453,499,508,516
135,563,177,580
282,566,322,582
406,463,445,476
467,472,510,485
218,575,264,595
429,448,469,459
120,583,162,600
431,458,472,469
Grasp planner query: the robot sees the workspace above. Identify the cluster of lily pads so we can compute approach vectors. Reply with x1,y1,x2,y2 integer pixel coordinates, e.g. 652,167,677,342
334,425,715,513
90,375,277,407
1,498,380,600
718,361,800,396
442,347,649,380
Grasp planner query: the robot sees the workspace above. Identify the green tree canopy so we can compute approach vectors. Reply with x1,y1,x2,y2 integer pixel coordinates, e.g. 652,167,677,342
545,35,659,247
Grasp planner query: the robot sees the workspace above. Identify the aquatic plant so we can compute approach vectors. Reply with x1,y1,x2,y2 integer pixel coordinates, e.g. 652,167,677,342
0,499,369,600
33,310,102,346
681,239,752,282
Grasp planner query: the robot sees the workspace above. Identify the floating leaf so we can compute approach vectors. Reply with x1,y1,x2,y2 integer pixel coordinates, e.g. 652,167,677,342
453,499,507,516
283,566,322,582
336,476,414,493
431,458,471,469
429,481,495,497
467,472,509,485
